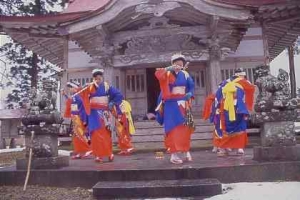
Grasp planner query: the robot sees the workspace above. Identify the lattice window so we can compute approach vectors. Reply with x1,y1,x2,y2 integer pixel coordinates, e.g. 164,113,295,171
221,68,255,83
69,77,93,87
126,74,145,92
190,70,206,89
115,76,120,89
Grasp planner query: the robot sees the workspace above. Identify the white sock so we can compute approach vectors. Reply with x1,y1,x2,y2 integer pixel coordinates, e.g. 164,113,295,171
171,153,180,160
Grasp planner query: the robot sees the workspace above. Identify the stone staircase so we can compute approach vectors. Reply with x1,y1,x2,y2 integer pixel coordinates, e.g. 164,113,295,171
132,119,261,150
93,178,222,199
132,119,215,150
58,119,261,151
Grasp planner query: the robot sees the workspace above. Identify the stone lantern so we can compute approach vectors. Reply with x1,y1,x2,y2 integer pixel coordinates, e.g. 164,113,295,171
16,79,69,169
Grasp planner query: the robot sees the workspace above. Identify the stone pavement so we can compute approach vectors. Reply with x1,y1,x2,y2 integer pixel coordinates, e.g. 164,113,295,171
2,149,254,172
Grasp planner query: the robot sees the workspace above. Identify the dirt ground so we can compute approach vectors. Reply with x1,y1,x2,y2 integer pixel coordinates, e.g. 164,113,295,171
0,186,95,200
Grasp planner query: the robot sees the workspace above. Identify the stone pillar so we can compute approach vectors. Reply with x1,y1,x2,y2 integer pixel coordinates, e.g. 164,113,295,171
208,37,222,93
252,110,300,161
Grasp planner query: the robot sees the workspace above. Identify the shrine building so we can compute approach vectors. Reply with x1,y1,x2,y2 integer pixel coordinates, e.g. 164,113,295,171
1,0,300,118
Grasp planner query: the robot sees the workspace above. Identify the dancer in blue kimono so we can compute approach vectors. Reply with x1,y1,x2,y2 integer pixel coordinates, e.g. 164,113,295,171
155,53,195,164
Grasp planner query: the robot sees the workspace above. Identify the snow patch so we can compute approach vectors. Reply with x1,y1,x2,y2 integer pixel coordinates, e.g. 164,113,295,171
0,147,24,154
205,182,300,200
58,150,71,156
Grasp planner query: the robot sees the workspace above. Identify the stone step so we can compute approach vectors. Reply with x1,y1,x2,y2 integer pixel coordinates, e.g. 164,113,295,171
133,132,213,143
134,119,210,128
133,129,260,143
92,178,222,199
132,135,261,150
134,125,214,135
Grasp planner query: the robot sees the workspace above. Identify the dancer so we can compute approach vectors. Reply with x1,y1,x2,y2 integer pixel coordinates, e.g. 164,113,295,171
62,80,91,159
80,69,124,163
113,100,135,155
203,68,255,156
155,53,195,164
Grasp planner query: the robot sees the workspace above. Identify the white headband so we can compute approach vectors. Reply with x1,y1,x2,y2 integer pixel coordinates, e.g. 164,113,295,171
67,82,79,88
235,72,246,76
92,68,104,75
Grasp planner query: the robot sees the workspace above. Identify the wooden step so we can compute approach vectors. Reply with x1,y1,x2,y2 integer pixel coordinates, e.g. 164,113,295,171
92,178,222,199
134,119,211,128
132,128,260,143
134,125,214,135
133,132,213,143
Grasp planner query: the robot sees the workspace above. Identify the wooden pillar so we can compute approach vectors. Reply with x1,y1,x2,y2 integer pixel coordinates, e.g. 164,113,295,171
288,46,296,98
208,37,222,93
101,59,114,85
261,22,270,65
60,39,69,113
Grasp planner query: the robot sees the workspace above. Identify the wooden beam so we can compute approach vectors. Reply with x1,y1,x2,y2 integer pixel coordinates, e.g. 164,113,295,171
64,0,252,34
267,14,300,24
171,0,252,20
288,46,296,98
112,50,209,67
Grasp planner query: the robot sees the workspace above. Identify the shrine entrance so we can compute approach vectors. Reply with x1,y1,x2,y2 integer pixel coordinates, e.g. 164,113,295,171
146,67,161,114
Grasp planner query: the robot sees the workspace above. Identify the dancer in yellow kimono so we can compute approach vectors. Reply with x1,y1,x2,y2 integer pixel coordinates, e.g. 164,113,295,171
113,100,135,155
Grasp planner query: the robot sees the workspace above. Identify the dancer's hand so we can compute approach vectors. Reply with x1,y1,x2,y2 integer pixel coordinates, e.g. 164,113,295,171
60,89,66,95
185,92,192,101
108,102,114,110
165,66,174,71
244,115,250,120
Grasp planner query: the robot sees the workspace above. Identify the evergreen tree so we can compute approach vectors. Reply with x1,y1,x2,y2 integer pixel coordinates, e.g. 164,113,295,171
293,37,300,55
0,0,68,108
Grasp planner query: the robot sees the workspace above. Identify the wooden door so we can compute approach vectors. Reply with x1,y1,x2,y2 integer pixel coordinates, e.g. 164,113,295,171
125,69,147,117
188,66,207,117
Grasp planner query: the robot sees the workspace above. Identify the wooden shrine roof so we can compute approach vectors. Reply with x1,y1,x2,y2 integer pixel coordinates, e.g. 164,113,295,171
213,0,288,7
63,0,288,13
0,0,299,66
63,0,112,13
256,1,300,59
0,12,88,67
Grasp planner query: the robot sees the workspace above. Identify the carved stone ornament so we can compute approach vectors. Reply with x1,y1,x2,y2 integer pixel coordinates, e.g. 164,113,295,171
124,34,202,55
139,17,179,30
208,37,221,60
254,66,298,112
207,35,233,60
117,50,207,65
134,2,181,17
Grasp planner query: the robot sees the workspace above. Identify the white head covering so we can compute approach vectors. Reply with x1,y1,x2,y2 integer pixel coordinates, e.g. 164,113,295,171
234,68,246,76
171,53,186,64
92,68,104,76
67,80,80,88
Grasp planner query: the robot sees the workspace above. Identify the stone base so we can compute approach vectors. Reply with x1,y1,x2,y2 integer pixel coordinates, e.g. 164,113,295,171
253,145,300,161
16,156,69,170
261,121,296,146
252,110,300,124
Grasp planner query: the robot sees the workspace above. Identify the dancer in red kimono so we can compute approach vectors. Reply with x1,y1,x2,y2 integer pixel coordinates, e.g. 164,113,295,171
203,68,255,156
81,69,124,163
155,53,195,164
62,80,91,159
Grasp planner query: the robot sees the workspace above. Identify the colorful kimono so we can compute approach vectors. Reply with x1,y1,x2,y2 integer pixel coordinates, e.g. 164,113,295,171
64,92,90,154
113,100,135,153
206,76,255,149
82,82,123,158
155,69,195,153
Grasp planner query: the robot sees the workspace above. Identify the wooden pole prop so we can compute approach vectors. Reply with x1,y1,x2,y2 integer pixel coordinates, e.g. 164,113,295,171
23,131,35,191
